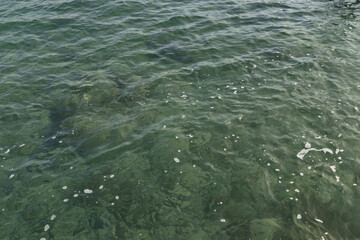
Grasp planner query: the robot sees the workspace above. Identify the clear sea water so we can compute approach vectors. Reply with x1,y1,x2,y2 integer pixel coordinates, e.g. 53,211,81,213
1,0,360,239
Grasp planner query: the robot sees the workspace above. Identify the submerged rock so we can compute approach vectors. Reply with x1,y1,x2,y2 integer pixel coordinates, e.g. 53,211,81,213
250,218,283,240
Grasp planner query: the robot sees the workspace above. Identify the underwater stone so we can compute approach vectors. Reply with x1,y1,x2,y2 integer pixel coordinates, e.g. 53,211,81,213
250,218,283,240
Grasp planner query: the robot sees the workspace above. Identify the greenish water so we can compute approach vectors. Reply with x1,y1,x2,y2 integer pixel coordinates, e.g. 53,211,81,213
1,0,360,239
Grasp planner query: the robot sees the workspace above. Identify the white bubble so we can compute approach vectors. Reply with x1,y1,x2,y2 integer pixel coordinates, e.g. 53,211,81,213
110,174,114,178
297,214,302,219
62,186,67,190
330,166,336,173
295,189,300,193
99,185,104,189
9,174,15,179
115,196,119,200
220,219,226,223
73,194,78,198
50,215,56,221
63,199,69,202
174,157,180,163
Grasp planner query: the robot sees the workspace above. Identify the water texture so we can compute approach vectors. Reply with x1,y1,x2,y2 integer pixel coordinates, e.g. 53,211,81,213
0,0,359,239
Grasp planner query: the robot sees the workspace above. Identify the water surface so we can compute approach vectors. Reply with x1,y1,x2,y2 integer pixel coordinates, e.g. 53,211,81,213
1,0,360,239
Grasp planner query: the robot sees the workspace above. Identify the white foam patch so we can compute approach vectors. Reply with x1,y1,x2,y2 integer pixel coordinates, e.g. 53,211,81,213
315,218,323,223
220,219,226,222
9,174,15,179
330,165,336,173
99,185,104,189
5,149,10,154
63,199,69,202
84,189,93,194
62,186,67,190
335,176,340,182
174,157,180,163
50,215,56,221
297,214,302,219
44,224,50,232
297,144,333,159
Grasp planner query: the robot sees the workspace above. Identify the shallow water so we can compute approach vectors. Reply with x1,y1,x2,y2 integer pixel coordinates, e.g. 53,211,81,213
1,0,360,239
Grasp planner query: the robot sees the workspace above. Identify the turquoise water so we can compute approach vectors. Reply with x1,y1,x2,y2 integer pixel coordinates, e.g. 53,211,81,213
1,0,360,239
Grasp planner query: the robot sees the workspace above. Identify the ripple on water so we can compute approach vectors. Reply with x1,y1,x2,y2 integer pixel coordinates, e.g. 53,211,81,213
0,0,359,239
